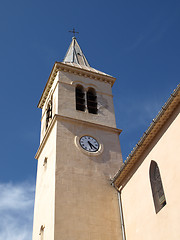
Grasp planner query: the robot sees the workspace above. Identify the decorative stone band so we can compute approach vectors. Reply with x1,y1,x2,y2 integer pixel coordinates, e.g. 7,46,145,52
35,114,122,159
38,62,116,109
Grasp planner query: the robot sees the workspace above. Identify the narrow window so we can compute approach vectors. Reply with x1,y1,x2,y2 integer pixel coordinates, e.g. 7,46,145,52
87,88,98,114
39,225,45,240
46,100,52,129
76,85,85,111
43,157,48,167
150,161,166,213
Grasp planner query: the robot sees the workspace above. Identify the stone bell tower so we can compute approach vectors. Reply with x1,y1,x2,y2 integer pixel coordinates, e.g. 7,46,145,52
32,37,123,240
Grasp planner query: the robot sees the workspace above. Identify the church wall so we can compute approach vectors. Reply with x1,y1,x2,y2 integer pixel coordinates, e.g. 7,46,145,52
32,123,57,240
54,119,123,240
121,104,180,240
58,71,117,128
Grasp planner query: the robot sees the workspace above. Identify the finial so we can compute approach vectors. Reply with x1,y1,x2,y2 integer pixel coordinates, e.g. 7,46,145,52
69,28,79,38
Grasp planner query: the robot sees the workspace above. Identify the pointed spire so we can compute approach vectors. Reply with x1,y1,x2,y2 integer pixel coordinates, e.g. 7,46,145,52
63,37,90,67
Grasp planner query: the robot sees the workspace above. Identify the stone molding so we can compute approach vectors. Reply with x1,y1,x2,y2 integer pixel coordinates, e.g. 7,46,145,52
35,114,122,159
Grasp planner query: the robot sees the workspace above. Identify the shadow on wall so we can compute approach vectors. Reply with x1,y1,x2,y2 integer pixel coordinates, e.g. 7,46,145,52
58,119,122,170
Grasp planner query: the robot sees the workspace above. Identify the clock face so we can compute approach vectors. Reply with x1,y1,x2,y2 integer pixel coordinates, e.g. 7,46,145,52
79,136,99,152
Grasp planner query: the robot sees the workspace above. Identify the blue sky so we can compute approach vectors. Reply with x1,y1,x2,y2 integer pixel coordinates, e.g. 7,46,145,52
0,0,180,239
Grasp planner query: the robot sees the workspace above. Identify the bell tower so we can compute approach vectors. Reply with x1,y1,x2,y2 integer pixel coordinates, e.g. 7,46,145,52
32,37,123,240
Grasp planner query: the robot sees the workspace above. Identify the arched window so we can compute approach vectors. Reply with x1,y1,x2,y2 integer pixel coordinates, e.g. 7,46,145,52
150,161,166,213
46,100,52,129
76,85,85,111
87,88,97,114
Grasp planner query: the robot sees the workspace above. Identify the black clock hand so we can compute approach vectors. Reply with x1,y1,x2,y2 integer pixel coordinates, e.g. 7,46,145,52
87,141,92,149
88,141,98,150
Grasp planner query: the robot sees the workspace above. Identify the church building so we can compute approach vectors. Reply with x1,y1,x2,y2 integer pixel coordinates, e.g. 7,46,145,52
32,37,180,240
112,82,180,239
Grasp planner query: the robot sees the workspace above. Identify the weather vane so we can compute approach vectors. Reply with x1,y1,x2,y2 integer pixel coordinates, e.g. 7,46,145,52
69,28,79,38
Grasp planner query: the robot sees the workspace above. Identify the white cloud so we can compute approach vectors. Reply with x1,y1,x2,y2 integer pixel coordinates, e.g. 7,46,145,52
0,181,35,240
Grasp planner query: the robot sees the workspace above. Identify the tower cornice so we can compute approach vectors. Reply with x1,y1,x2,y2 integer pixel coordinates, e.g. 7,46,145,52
38,62,116,109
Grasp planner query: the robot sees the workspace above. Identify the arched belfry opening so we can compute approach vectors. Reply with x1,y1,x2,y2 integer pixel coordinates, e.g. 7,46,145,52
150,161,166,213
46,100,52,129
75,85,85,112
87,88,98,114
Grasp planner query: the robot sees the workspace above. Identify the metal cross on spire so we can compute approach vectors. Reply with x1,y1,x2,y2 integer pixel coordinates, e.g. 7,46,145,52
69,28,79,38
